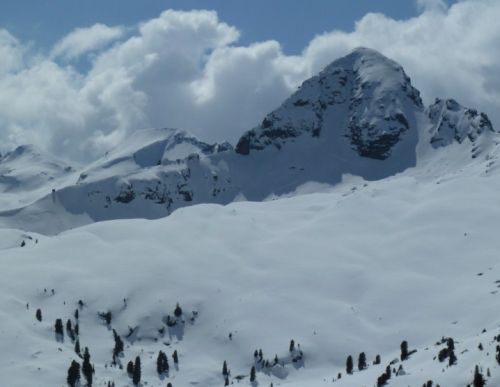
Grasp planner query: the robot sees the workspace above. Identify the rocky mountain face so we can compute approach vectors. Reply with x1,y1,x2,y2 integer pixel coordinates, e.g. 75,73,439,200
0,48,497,234
236,47,424,161
428,98,494,149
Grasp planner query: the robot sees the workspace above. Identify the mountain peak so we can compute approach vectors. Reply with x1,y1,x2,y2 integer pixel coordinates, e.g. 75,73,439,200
235,48,422,160
428,97,495,150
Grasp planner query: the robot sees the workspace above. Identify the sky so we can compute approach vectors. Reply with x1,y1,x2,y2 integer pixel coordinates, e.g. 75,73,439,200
0,0,498,162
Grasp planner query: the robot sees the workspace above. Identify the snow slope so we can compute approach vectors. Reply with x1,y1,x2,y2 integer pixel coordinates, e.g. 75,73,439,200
2,163,500,386
0,145,77,210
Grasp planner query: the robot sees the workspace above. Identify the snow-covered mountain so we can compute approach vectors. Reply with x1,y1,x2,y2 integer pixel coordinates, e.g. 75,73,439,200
0,145,76,209
1,47,500,387
0,48,496,234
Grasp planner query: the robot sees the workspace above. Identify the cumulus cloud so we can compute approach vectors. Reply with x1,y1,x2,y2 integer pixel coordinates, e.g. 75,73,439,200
51,23,125,60
0,1,499,162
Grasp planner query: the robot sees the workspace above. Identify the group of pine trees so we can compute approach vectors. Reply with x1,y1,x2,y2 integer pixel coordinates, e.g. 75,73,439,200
126,356,141,385
66,347,94,386
342,341,415,386
437,337,457,366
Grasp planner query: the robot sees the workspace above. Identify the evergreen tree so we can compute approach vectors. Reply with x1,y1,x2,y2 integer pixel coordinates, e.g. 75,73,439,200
222,360,228,376
74,339,81,355
174,303,182,317
172,350,179,364
386,365,391,379
127,361,134,375
82,347,93,386
75,323,79,336
250,366,256,382
55,318,64,336
67,360,81,387
274,354,279,365
289,339,295,352
112,329,124,357
346,355,353,374
449,350,457,366
74,309,79,320
66,319,75,341
132,356,141,385
358,352,367,371
473,365,485,387
99,311,112,325
156,351,169,374
401,340,409,361
167,383,173,387
224,376,229,386
36,308,42,322
373,354,381,365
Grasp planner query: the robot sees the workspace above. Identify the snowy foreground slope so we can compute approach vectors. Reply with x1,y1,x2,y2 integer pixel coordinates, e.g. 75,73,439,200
2,164,500,386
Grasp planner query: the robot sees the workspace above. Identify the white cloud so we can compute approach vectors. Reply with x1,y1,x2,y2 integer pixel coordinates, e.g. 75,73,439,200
51,23,125,61
0,2,499,162
0,30,24,74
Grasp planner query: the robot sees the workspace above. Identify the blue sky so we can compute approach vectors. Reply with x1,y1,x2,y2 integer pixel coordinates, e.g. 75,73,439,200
0,0,455,55
0,0,496,162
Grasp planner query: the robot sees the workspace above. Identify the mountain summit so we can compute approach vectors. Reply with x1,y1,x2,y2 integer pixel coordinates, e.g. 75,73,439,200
0,48,496,233
236,47,423,161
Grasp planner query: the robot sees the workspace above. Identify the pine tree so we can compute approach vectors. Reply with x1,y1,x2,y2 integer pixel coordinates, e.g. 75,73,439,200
250,366,256,382
401,340,409,361
82,347,93,386
55,318,64,336
132,356,141,385
99,311,112,325
172,350,178,364
222,360,228,376
66,319,75,341
167,383,173,387
112,329,124,357
346,355,353,374
36,308,42,322
74,339,81,355
473,365,485,387
358,352,367,370
289,339,295,352
74,309,79,320
373,354,381,365
174,303,182,317
75,323,79,336
448,350,457,366
67,360,81,387
127,361,134,375
224,376,229,386
156,351,169,374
